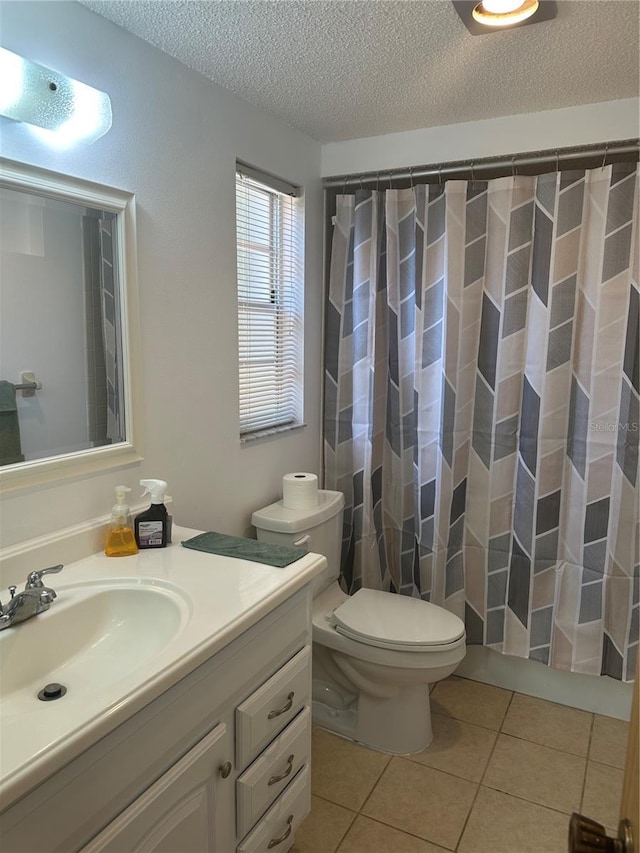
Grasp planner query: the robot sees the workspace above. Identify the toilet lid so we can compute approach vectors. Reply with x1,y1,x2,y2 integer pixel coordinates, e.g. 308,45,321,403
331,589,465,650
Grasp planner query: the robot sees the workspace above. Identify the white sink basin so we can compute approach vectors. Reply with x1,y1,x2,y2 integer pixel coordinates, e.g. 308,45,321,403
0,530,325,809
0,580,191,707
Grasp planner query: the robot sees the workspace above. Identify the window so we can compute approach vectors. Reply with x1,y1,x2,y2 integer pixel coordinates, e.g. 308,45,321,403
235,163,304,439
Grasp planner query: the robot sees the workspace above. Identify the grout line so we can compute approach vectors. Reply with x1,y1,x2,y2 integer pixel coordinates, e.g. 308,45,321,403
497,689,514,731
453,690,515,852
400,750,490,785
310,791,359,813
494,730,591,759
347,813,459,852
332,806,358,853
477,689,513,789
580,714,596,811
479,781,584,819
357,753,393,814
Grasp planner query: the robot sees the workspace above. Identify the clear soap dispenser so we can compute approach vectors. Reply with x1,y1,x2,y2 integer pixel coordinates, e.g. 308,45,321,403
105,485,139,557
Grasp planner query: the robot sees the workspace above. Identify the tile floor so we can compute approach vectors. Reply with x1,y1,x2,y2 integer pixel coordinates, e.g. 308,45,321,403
292,676,629,853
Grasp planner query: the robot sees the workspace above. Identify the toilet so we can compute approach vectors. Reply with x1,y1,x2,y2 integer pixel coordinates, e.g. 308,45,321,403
252,490,466,754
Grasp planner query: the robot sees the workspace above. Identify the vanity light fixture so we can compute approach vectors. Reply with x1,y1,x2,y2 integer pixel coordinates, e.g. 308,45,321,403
472,0,539,27
0,47,112,146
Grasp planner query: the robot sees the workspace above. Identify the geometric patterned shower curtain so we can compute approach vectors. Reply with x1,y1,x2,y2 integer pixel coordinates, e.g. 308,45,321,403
324,164,639,681
98,214,125,444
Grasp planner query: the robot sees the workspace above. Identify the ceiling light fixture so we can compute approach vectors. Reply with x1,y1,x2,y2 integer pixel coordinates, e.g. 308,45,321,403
472,0,539,27
0,47,112,146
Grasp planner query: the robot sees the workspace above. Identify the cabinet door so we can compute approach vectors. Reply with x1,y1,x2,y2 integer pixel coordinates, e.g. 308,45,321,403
82,722,232,853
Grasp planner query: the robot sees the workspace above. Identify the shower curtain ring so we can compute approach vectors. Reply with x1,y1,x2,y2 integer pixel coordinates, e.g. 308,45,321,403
555,150,560,173
470,161,475,182
602,144,609,169
438,164,443,184
409,166,414,188
511,156,517,178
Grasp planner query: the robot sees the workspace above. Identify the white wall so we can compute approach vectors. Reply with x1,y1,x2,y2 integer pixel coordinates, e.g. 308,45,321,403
321,98,640,176
0,1,323,548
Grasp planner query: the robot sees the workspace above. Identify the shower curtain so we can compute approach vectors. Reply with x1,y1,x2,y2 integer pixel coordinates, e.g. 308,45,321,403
98,214,125,444
324,164,639,681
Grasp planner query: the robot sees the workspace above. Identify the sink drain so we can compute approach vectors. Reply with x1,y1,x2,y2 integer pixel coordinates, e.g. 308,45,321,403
38,683,67,701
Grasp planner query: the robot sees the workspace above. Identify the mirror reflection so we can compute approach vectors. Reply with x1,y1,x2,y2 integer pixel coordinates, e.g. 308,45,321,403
0,185,126,465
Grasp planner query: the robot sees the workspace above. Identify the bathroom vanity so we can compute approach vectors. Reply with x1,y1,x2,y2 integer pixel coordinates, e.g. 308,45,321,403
0,528,325,852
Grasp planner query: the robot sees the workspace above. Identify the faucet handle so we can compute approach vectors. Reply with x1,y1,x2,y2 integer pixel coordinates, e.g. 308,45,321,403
39,588,57,605
26,564,63,590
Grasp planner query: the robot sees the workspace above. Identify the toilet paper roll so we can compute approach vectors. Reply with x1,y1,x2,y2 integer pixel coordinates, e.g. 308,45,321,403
282,472,319,510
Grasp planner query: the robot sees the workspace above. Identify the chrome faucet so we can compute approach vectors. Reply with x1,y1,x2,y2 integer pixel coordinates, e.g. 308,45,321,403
0,564,63,630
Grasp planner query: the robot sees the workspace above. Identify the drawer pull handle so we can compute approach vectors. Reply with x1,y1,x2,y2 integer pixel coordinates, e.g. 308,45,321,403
268,754,295,786
267,691,294,720
267,814,294,849
218,761,232,778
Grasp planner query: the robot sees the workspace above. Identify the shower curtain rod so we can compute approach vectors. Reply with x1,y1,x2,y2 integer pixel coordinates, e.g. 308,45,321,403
323,139,640,189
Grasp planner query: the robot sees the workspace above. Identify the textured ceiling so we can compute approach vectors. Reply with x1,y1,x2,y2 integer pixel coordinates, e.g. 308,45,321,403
81,0,639,143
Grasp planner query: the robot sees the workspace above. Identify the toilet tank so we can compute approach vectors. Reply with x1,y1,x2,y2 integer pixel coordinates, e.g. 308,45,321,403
252,490,344,594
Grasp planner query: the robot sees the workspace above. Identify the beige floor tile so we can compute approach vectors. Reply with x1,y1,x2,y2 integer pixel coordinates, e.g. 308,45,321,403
457,786,569,853
292,795,356,853
581,761,624,829
501,692,593,756
407,712,497,782
430,676,512,731
311,729,390,811
337,816,449,853
483,734,585,813
361,756,477,850
589,715,630,769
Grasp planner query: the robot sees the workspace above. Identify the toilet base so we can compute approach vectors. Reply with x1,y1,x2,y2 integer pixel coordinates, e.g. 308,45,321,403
312,680,434,754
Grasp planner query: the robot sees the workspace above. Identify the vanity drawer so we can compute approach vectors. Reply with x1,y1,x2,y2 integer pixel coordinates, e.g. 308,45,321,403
236,645,310,768
237,765,310,853
236,706,311,837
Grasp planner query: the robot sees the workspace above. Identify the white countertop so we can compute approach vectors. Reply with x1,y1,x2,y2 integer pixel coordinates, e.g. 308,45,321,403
0,527,325,809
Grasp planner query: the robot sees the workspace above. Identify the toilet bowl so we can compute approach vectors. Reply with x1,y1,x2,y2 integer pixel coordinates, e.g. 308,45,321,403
252,489,466,754
311,582,465,753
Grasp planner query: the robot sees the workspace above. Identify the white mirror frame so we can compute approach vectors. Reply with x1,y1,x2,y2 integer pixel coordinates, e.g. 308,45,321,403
0,158,142,493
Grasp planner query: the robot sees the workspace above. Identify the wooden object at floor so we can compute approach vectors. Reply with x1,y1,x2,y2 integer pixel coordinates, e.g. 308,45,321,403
619,656,638,850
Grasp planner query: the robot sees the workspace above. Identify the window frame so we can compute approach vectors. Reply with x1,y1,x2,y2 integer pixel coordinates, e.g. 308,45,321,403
235,163,305,441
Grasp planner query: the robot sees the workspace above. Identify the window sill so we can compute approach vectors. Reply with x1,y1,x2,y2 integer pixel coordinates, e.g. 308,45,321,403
240,422,306,444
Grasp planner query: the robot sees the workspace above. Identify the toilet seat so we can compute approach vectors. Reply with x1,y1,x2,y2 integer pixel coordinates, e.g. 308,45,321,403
330,588,465,652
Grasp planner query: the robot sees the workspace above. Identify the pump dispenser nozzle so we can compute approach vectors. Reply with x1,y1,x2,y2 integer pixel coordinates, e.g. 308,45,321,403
114,485,131,505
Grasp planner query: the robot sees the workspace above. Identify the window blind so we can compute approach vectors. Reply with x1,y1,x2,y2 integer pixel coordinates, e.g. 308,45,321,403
236,167,304,438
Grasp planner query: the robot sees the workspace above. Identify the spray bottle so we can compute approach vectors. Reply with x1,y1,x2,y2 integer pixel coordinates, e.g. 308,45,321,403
105,486,139,557
134,479,169,549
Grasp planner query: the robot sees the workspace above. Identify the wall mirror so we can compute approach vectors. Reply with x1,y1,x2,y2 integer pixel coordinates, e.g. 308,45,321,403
0,159,141,492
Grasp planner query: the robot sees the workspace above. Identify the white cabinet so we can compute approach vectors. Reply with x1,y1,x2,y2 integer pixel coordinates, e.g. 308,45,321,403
0,586,313,853
82,723,231,853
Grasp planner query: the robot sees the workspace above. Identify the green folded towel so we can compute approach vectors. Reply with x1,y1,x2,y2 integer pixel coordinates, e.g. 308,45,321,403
0,381,24,466
181,531,306,567
0,380,18,413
